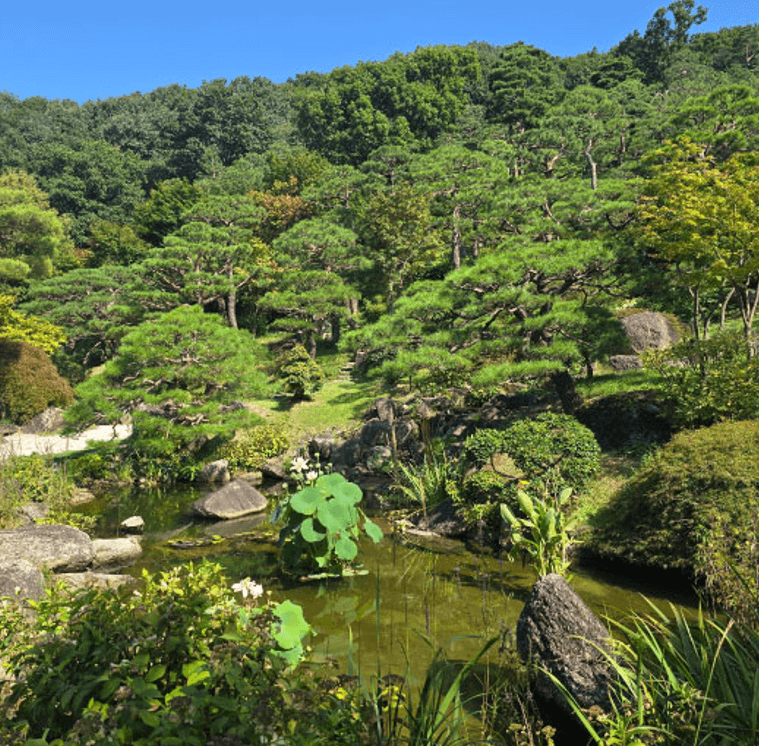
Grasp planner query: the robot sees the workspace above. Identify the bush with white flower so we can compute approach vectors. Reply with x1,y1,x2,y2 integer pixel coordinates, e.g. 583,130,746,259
0,562,322,743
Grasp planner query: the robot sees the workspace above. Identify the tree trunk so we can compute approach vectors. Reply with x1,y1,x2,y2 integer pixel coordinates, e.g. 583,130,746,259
451,203,462,269
585,140,598,191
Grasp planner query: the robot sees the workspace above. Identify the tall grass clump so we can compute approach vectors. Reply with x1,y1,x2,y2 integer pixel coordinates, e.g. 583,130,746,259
557,600,759,745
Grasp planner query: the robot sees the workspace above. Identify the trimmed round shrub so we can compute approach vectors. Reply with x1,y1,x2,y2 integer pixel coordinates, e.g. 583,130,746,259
0,339,74,424
589,419,759,618
461,428,507,467
501,412,601,492
459,469,512,505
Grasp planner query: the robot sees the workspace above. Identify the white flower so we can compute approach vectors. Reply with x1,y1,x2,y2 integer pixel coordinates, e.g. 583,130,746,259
290,456,309,473
231,577,264,600
305,470,319,483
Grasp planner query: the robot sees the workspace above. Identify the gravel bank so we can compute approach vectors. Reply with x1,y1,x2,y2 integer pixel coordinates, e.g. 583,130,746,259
0,424,132,461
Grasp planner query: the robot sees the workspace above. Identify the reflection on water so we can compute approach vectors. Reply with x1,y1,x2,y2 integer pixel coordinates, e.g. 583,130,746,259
82,485,701,683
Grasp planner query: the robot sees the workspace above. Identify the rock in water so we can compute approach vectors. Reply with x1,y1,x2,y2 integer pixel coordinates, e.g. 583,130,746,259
192,478,268,519
516,573,614,715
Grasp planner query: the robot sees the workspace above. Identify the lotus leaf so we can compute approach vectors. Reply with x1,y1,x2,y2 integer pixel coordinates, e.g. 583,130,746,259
300,517,326,543
317,494,356,534
272,599,311,650
364,519,384,544
335,535,358,561
290,486,324,515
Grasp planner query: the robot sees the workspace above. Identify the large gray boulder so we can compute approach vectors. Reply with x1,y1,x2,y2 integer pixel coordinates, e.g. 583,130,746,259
0,558,45,600
0,524,94,572
516,573,614,715
192,478,268,519
621,311,680,353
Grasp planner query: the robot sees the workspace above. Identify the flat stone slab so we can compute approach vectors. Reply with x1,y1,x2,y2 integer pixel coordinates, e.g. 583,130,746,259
192,478,268,519
0,524,94,572
58,572,136,592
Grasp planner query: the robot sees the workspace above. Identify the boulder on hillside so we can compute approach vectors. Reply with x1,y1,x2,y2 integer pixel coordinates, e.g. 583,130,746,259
621,311,680,353
20,406,65,434
0,524,94,573
516,573,614,715
0,558,45,600
92,537,142,569
192,478,268,520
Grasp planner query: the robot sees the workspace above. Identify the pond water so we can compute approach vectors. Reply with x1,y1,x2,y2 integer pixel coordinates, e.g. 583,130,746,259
81,483,701,685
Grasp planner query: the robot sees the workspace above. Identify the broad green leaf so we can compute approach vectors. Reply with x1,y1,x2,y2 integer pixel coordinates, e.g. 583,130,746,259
335,535,358,561
272,600,311,650
300,516,326,543
290,486,324,515
364,519,384,543
145,664,166,683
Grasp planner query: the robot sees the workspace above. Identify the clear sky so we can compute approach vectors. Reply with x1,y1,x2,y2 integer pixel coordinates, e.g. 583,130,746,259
2,1,757,104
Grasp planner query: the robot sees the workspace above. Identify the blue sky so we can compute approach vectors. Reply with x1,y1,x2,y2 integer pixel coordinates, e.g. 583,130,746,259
2,1,757,103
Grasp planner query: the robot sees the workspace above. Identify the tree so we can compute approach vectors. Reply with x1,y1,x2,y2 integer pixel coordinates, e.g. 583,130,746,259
0,293,66,353
0,170,76,282
615,0,708,84
357,183,444,313
144,195,268,327
132,178,203,246
637,140,759,342
65,305,270,467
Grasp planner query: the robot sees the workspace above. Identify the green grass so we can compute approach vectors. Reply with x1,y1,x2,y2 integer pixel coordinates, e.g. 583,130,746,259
251,375,383,444
575,368,660,399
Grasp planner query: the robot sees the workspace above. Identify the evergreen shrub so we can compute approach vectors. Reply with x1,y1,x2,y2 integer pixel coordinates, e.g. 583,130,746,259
589,419,759,618
0,339,74,424
276,344,323,400
221,424,290,472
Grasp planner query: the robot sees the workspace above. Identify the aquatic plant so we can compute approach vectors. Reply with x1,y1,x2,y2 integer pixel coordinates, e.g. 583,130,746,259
273,472,383,577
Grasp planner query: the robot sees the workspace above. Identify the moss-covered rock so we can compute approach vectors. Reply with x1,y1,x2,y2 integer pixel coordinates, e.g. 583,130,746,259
0,339,74,424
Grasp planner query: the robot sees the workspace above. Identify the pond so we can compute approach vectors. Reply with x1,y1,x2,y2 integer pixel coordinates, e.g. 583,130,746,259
81,482,701,686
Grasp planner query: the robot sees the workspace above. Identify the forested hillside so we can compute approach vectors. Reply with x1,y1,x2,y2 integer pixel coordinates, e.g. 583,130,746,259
2,1,759,438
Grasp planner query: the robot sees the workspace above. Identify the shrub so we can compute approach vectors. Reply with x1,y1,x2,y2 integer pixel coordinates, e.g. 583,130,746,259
276,344,323,400
0,339,73,424
589,419,759,619
461,428,507,468
220,423,290,472
500,412,601,493
0,563,339,744
645,330,759,428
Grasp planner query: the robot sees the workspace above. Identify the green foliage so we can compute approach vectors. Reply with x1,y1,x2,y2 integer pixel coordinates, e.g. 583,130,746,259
220,424,290,473
273,472,383,576
461,428,507,468
275,344,324,401
459,468,511,506
589,419,759,619
500,413,601,494
0,562,324,744
0,338,74,424
0,293,66,354
557,602,759,746
645,331,759,428
0,454,90,530
0,170,76,281
65,305,270,477
394,444,461,518
501,486,574,577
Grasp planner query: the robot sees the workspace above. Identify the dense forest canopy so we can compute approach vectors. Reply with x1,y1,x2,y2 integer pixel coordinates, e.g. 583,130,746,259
2,1,759,399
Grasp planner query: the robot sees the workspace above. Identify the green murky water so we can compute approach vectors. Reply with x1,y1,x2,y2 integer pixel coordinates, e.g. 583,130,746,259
83,484,700,683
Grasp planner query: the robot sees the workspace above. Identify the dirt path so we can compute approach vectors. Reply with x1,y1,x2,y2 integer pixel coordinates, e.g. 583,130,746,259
0,424,132,461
